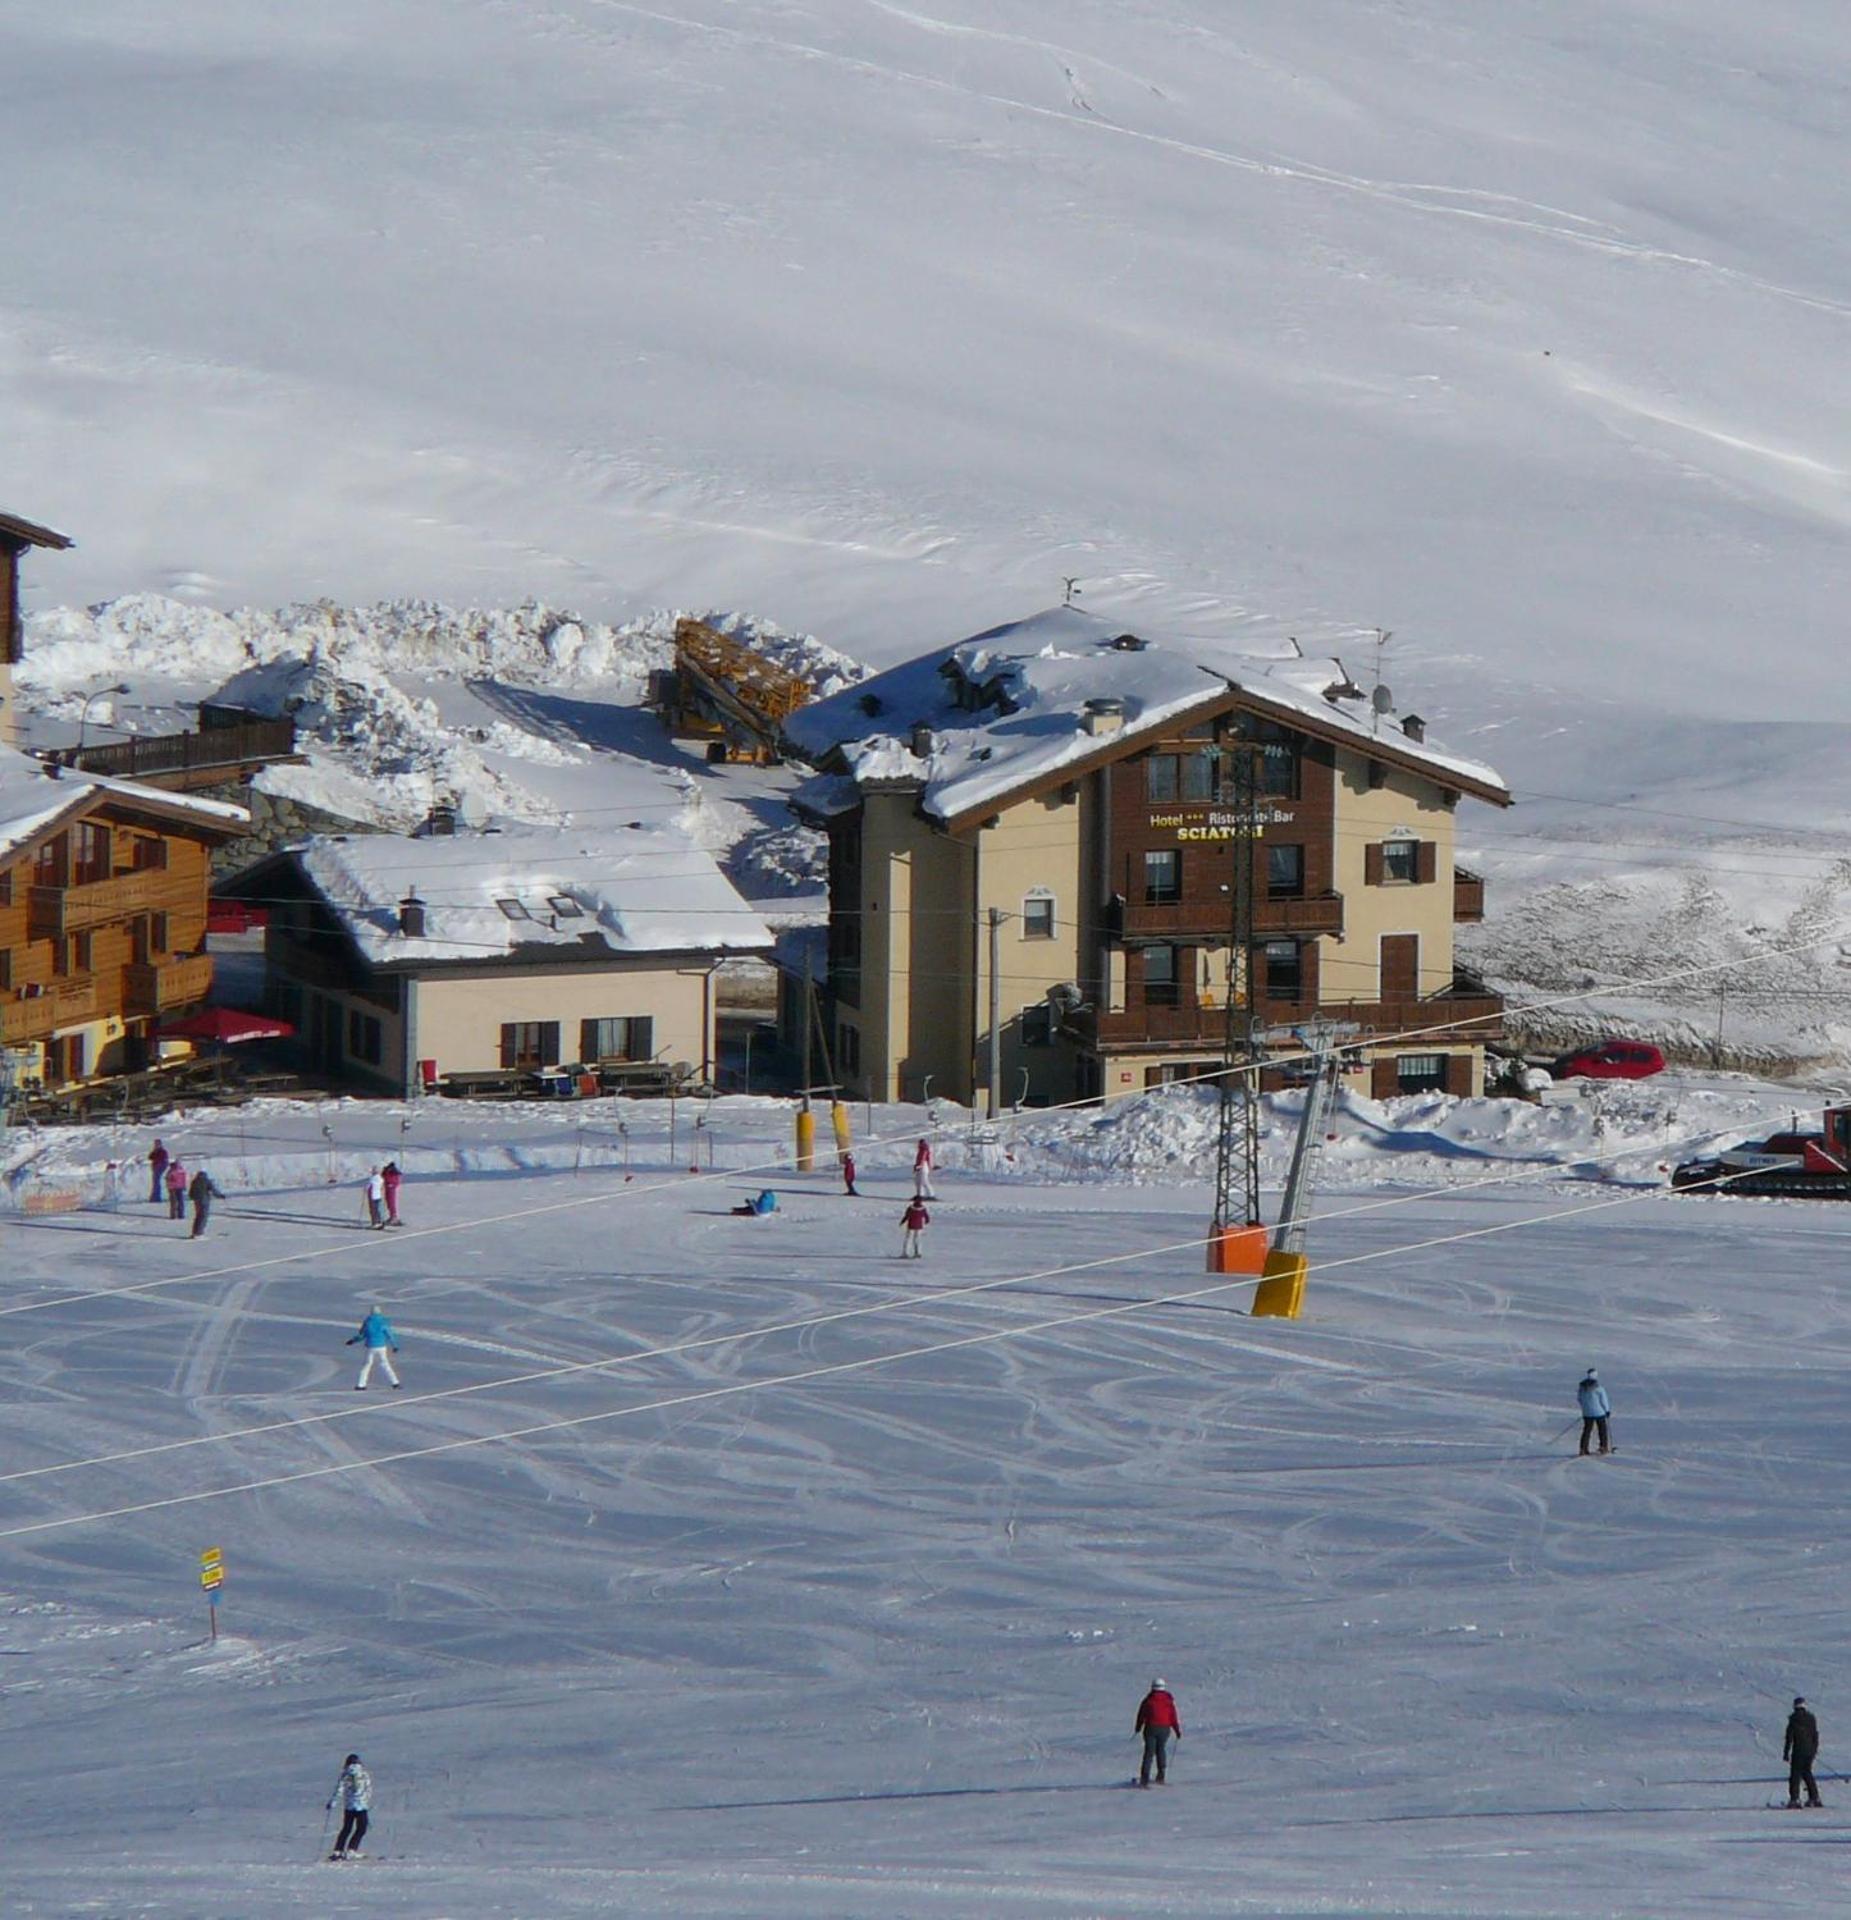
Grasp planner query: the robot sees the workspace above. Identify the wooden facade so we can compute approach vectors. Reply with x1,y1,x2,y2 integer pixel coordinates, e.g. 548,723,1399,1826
0,784,238,1085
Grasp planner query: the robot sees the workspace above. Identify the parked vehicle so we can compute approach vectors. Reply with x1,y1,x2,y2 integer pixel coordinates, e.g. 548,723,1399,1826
1550,1039,1664,1081
1672,1104,1851,1198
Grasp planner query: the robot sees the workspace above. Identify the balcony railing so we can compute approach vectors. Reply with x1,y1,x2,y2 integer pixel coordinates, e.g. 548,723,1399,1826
1453,867,1486,923
28,870,176,939
44,716,296,783
124,953,215,1016
1092,974,1504,1052
0,978,99,1045
1122,892,1345,941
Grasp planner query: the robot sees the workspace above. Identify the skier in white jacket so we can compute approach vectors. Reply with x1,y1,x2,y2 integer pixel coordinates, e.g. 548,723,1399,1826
327,1753,372,1859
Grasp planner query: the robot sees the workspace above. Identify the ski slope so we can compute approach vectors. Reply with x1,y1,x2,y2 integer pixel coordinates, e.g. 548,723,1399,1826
2,1085,1848,1914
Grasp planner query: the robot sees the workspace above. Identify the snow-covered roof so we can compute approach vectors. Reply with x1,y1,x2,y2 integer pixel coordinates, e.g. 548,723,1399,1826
294,820,774,969
784,607,1508,824
0,742,248,862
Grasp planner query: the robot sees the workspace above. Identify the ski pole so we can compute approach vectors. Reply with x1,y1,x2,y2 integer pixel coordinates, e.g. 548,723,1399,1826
317,1794,335,1862
1547,1418,1579,1444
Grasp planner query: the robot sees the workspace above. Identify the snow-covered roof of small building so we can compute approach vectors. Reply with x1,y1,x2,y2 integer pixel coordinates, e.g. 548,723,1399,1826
0,742,249,862
294,819,774,970
784,607,1508,823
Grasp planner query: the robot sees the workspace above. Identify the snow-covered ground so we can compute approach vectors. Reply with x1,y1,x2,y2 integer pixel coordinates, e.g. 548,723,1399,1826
3,1077,1849,1915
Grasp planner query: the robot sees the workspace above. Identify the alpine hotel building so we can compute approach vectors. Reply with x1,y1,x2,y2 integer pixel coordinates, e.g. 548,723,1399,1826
785,608,1509,1106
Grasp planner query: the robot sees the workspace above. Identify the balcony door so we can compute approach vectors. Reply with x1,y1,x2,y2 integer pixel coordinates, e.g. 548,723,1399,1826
1381,933,1419,1004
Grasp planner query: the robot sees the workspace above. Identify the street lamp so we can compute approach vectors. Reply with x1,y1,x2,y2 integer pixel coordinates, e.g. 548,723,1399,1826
76,682,131,755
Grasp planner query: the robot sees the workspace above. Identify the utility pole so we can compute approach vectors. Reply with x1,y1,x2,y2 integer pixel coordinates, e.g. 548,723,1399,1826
1208,734,1267,1273
986,907,1003,1121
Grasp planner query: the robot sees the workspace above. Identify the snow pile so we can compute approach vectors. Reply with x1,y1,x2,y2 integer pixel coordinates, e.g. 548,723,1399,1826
18,596,864,837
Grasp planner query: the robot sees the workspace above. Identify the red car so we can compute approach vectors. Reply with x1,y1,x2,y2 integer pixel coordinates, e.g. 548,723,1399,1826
1550,1040,1665,1081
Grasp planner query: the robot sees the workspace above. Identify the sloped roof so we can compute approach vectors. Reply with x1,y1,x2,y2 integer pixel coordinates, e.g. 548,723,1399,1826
293,820,774,970
785,607,1508,823
0,743,248,862
0,512,73,552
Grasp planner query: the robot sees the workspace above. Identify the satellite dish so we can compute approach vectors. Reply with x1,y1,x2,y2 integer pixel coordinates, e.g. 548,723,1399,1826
1371,684,1394,715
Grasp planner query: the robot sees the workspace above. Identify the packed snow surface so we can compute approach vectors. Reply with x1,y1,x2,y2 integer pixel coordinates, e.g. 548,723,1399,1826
1,1075,1848,1914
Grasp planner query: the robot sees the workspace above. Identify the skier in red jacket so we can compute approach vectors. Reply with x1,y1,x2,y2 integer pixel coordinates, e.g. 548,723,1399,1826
1135,1679,1181,1787
899,1198,930,1258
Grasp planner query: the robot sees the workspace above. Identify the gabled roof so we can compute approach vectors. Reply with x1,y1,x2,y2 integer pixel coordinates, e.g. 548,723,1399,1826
0,744,248,863
286,819,775,972
784,607,1509,826
0,513,73,552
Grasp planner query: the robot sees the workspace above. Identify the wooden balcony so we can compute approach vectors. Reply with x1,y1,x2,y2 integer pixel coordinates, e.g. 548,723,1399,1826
1123,892,1345,941
124,953,215,1015
1453,867,1486,923
1092,976,1504,1053
0,978,99,1044
28,869,176,938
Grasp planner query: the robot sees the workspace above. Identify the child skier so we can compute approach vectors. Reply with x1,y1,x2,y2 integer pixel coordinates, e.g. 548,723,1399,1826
165,1158,188,1220
364,1168,386,1230
346,1307,402,1390
1135,1678,1182,1787
381,1161,403,1226
841,1151,859,1197
899,1197,930,1258
327,1753,372,1859
913,1137,935,1199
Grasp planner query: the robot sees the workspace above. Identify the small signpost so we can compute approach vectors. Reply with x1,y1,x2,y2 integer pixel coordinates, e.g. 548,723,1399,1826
199,1547,224,1640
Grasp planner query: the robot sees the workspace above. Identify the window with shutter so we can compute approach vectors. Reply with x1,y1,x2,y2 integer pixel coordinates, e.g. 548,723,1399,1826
1364,844,1384,886
1415,841,1437,884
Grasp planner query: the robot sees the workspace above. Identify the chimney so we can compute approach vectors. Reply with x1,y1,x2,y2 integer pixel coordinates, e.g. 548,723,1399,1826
419,802,457,838
398,891,427,938
910,722,935,758
1400,713,1426,744
1081,696,1126,737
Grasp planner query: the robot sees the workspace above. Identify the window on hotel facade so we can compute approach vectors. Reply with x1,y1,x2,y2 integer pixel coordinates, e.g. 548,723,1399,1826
1396,1053,1447,1094
1383,838,1419,884
1143,849,1181,905
1261,939,1301,1001
1146,754,1179,802
1266,844,1305,898
1180,747,1220,803
581,1016,654,1062
1143,944,1180,1008
1022,890,1056,939
499,1021,560,1070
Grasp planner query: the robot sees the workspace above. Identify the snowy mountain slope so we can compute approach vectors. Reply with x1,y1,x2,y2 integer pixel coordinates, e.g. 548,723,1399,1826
7,1,1851,715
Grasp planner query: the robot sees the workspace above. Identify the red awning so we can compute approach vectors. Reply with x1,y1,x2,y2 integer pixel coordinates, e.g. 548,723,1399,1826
154,1007,295,1044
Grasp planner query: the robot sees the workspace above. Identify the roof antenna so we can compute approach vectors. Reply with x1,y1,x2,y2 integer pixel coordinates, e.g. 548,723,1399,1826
1062,577,1082,607
1370,628,1393,735
1286,635,1303,658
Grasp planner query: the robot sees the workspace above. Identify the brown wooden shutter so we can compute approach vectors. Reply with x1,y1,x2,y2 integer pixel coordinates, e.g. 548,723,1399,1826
1416,841,1437,884
1445,1053,1473,1096
1364,843,1384,886
580,1018,599,1061
1371,1058,1398,1099
499,1023,517,1069
628,1016,653,1062
540,1021,560,1065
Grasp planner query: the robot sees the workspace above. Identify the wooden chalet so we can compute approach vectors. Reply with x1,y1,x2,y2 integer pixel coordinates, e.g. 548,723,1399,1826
0,747,247,1087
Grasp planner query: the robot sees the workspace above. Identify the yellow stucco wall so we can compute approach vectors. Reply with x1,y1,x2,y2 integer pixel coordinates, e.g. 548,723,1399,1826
1322,751,1460,1002
412,965,715,1077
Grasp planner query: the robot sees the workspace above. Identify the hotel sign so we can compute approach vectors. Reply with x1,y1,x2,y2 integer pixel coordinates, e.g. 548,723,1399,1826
1148,806,1296,843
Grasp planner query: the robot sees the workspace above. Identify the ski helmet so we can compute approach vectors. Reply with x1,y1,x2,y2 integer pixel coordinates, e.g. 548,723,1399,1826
1151,1678,1166,1691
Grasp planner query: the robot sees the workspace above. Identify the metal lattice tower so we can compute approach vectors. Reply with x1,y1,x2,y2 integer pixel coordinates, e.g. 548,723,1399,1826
1210,736,1265,1236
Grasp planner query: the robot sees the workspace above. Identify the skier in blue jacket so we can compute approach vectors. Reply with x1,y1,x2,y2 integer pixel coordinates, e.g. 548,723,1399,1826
1576,1368,1611,1455
347,1308,401,1391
